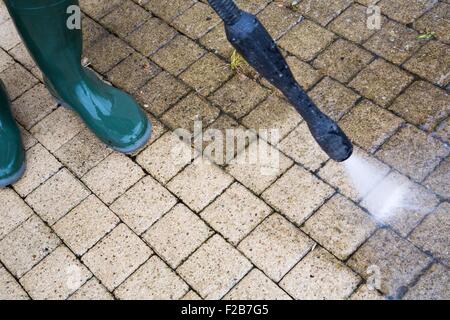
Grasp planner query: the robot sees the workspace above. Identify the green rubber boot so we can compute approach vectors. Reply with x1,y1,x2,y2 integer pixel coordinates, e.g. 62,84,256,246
4,0,152,153
0,80,26,188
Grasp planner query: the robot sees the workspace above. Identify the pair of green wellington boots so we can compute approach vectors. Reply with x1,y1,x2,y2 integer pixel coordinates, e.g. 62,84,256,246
0,0,152,187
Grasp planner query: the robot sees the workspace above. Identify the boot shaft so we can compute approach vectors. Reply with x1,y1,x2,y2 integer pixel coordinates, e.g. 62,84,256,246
4,0,83,93
0,80,21,142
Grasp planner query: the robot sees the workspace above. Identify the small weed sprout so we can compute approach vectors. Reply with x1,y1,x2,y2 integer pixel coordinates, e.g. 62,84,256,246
417,31,436,40
230,49,247,73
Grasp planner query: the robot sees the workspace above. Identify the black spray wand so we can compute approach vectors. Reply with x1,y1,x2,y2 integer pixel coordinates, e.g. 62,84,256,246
208,0,353,162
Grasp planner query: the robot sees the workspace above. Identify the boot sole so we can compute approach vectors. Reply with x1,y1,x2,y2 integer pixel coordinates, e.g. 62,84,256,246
0,161,26,188
111,120,152,154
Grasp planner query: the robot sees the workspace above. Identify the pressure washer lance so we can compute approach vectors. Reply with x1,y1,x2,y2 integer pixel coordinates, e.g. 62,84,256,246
208,0,353,162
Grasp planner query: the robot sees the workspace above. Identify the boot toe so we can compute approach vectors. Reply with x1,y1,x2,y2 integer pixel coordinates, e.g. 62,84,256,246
104,91,153,154
110,117,152,154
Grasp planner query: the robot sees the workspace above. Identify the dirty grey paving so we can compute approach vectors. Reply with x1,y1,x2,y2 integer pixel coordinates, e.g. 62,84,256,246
0,0,449,300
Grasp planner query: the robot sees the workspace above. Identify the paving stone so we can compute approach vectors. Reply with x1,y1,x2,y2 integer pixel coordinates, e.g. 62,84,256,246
226,138,294,195
348,229,431,298
177,235,252,300
404,41,450,86
256,2,302,40
279,122,329,170
80,0,122,19
423,158,449,199
378,0,436,24
18,125,37,151
69,278,113,300
295,0,353,26
54,128,112,178
20,246,91,300
110,175,177,235
0,48,13,73
262,166,334,225
403,264,450,300
280,247,361,300
434,118,449,144
82,224,152,291
0,20,21,51
161,93,220,133
309,77,360,121
349,59,413,107
0,1,9,25
0,266,28,300
101,1,151,37
54,195,119,256
329,3,379,43
375,125,449,182
136,131,196,184
198,114,257,166
107,52,160,93
199,23,234,59
85,35,133,74
0,215,60,278
30,107,84,153
136,71,190,116
144,204,212,268
151,35,206,76
349,284,385,300
318,147,390,202
172,2,221,40
82,16,109,49
224,269,292,300
362,171,440,236
0,188,33,240
364,20,422,65
285,55,323,90
127,17,177,56
115,255,188,300
8,43,35,72
340,99,403,153
313,39,373,83
144,0,196,22
13,144,62,197
0,64,38,101
210,75,268,119
234,0,271,14
167,157,234,212
82,153,145,205
11,84,57,130
201,182,272,245
414,2,450,44
25,169,90,225
302,194,378,260
181,290,202,300
279,19,335,61
409,203,450,267
239,214,314,282
179,53,233,96
242,95,302,145
389,81,449,132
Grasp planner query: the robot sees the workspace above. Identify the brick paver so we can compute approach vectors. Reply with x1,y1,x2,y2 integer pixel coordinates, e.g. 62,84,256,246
0,0,448,300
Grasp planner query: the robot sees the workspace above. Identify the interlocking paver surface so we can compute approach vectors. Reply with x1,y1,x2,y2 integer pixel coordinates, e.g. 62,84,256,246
1,0,448,300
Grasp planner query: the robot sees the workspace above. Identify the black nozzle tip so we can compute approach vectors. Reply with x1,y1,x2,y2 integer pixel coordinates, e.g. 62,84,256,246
319,132,353,162
308,121,354,162
334,140,353,162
